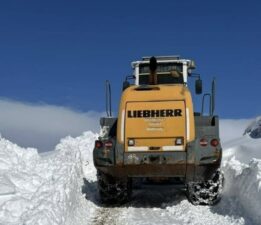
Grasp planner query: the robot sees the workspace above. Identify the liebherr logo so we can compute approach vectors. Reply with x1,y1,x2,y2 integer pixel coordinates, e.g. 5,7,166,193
127,109,182,118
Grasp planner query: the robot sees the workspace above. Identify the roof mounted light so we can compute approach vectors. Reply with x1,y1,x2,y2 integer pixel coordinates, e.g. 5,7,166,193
142,55,180,61
188,60,196,69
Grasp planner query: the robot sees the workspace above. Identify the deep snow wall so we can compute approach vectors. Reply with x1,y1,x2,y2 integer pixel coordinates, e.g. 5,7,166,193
223,158,261,224
222,135,261,225
0,131,97,225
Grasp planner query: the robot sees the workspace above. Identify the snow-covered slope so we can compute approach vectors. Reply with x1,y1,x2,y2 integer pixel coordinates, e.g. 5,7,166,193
219,119,252,143
244,116,261,139
0,117,261,225
221,117,261,225
0,132,98,225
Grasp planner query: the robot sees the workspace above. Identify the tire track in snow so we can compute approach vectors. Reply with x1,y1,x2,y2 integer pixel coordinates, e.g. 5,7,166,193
87,185,248,225
82,167,251,224
90,207,122,225
88,185,185,225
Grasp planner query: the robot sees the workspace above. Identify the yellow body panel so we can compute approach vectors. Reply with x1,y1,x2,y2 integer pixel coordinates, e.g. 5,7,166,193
116,84,195,151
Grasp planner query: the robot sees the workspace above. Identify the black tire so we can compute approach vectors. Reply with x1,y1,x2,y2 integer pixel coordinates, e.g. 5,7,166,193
186,170,224,205
97,170,132,204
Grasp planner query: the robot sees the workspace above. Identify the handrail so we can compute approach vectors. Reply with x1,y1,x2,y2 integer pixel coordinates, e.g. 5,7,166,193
211,78,216,115
105,80,112,117
201,93,212,116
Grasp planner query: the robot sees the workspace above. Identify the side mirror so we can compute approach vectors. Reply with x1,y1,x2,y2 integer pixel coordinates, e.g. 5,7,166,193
122,81,130,91
195,79,202,94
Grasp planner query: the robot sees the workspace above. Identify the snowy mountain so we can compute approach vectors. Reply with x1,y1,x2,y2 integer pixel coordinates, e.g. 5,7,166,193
244,116,261,139
0,119,261,225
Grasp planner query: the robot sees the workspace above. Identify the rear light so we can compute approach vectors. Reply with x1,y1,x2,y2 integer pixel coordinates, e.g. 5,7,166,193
128,139,135,146
95,140,103,148
199,138,208,147
210,139,219,147
104,141,113,148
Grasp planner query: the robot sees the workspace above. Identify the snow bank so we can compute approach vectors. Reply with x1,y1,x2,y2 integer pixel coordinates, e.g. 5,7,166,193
222,122,261,225
223,158,261,224
0,131,97,225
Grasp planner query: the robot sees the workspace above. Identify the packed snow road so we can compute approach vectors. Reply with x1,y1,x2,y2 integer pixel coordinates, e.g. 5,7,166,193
1,119,261,225
84,182,248,225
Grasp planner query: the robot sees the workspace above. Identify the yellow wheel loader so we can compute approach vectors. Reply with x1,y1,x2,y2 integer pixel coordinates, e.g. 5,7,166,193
93,56,223,205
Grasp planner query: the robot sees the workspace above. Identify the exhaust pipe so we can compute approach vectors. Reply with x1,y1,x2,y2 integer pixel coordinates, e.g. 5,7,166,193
149,56,157,85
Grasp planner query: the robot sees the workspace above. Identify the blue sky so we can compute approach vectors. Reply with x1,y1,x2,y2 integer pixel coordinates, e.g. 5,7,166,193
0,0,261,119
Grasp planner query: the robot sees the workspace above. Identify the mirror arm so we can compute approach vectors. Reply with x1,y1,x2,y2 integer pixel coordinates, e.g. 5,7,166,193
125,75,135,81
189,73,201,79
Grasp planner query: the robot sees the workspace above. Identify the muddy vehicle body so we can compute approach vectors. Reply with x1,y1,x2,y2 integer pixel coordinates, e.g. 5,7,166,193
93,56,223,205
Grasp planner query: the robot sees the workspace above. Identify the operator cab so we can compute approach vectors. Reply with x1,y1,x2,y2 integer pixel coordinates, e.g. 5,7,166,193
132,56,196,86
